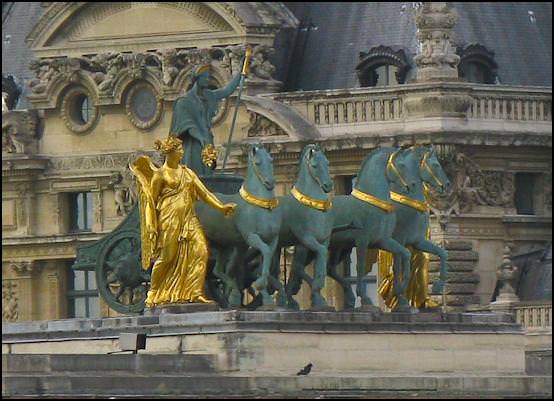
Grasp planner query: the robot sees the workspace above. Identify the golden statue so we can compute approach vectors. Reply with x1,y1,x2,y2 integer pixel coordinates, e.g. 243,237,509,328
130,137,236,308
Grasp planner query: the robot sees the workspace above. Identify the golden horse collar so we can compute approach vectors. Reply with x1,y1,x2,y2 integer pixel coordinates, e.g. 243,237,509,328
351,188,395,213
239,186,279,210
390,191,429,213
291,186,332,211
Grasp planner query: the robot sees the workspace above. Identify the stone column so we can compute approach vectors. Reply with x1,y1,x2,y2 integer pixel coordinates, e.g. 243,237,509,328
404,3,472,118
10,261,40,321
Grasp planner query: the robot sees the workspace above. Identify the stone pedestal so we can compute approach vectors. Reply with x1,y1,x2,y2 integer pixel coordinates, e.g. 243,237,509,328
143,302,219,316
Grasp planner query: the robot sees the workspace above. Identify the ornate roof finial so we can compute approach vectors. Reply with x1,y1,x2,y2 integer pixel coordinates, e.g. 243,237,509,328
414,2,460,82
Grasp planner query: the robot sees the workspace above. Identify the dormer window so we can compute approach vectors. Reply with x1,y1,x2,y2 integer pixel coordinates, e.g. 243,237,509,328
356,46,411,87
457,44,498,84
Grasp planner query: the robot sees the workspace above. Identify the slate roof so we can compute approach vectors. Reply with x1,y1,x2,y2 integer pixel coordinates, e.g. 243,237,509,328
283,2,552,90
2,2,552,110
2,2,44,109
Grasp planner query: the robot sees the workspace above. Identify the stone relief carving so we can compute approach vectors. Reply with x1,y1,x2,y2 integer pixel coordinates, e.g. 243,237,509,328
247,112,286,137
249,45,277,81
28,45,278,100
108,166,138,216
426,150,516,218
2,110,39,154
2,281,18,322
29,57,81,94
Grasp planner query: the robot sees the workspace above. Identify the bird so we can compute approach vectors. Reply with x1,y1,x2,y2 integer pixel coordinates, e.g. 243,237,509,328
296,362,313,376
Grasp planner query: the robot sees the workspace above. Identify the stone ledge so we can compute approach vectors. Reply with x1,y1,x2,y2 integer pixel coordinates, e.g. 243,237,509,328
2,374,551,398
2,311,521,343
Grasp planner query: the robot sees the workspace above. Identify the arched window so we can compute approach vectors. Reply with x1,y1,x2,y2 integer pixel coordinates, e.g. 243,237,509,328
457,44,498,84
356,46,411,87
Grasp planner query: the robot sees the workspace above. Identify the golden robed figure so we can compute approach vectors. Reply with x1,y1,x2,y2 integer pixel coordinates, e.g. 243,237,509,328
130,137,236,308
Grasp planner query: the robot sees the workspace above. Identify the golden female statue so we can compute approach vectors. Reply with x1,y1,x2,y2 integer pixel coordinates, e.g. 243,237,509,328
130,137,236,307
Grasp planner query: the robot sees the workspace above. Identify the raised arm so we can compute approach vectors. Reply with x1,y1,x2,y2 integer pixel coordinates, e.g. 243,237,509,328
191,170,235,215
210,72,242,100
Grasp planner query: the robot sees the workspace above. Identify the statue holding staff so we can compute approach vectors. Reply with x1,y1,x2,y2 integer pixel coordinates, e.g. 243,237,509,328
169,49,251,175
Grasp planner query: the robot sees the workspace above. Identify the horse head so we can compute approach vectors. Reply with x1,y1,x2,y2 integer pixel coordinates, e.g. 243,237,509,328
417,145,451,194
248,143,275,191
300,144,333,193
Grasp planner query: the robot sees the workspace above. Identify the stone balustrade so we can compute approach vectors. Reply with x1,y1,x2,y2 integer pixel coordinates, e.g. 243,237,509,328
514,302,552,332
264,83,552,126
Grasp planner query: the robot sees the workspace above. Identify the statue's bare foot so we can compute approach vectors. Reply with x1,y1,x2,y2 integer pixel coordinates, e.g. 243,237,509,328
195,295,215,303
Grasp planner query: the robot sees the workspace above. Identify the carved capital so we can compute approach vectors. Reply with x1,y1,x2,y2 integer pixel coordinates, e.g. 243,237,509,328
9,261,39,277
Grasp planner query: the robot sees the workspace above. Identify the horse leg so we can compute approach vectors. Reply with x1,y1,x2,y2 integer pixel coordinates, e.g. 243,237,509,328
246,233,274,306
355,241,373,305
264,238,287,307
298,236,329,308
413,239,448,294
225,247,244,308
212,247,234,308
378,238,412,309
285,245,311,310
328,247,356,309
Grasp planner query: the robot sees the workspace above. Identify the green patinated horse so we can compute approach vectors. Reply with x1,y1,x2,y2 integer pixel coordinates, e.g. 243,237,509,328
272,144,335,309
196,144,282,307
286,147,419,310
382,146,451,308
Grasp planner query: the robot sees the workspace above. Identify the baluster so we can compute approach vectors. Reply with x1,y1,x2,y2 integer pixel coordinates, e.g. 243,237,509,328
344,102,350,123
333,103,339,124
324,103,330,125
362,101,368,121
487,98,493,119
313,104,320,125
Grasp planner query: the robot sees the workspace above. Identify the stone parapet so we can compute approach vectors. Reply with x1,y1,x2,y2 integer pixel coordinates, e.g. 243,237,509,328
3,310,526,377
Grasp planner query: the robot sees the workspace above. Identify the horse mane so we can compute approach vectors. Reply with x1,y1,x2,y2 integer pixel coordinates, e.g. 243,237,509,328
300,144,319,162
358,147,395,175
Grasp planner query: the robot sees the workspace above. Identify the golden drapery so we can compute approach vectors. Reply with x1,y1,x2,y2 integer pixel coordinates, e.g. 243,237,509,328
131,157,226,307
376,226,439,309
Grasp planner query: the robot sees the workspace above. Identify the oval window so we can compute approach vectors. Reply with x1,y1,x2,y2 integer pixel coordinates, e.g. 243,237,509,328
62,87,98,133
126,82,162,130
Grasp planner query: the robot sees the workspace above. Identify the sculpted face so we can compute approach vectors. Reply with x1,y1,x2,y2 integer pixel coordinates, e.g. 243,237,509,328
196,72,210,89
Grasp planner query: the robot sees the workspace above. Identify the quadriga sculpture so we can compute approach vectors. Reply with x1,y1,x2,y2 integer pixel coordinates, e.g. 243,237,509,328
286,147,419,310
196,144,282,307
273,144,335,309
378,146,451,309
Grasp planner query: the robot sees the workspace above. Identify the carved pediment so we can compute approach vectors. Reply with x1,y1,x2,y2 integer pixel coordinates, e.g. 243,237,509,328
51,4,233,45
27,3,243,56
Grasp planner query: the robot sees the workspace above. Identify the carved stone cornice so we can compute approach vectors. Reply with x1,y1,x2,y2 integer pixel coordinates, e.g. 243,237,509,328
2,233,103,261
27,44,279,109
2,155,50,179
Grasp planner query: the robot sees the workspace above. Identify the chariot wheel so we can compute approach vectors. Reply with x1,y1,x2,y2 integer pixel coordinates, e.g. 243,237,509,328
96,230,150,314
